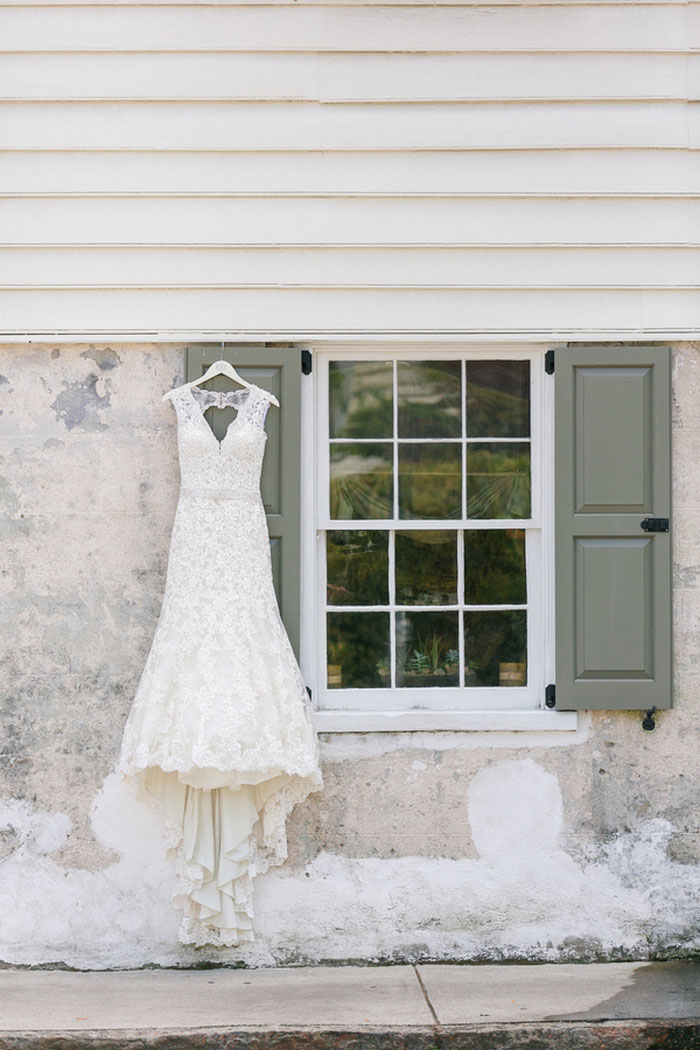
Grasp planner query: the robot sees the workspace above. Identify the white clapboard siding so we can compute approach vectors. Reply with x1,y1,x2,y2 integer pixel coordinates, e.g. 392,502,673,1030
2,247,698,288
0,150,696,197
0,5,689,52
0,0,687,5
3,197,698,247
1,288,698,335
0,101,689,151
0,1,696,337
0,52,692,101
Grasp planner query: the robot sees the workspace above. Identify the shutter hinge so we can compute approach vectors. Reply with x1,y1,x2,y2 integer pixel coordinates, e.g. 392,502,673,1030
301,349,313,375
544,350,555,375
641,517,669,533
545,683,556,709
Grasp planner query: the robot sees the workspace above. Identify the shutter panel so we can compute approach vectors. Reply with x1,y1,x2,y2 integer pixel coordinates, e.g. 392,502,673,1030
186,344,302,658
555,345,671,711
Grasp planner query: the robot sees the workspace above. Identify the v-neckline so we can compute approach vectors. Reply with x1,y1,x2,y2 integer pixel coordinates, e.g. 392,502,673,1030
187,384,254,449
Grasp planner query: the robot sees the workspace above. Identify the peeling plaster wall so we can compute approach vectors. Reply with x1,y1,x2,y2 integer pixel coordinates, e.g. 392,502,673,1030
1,342,700,969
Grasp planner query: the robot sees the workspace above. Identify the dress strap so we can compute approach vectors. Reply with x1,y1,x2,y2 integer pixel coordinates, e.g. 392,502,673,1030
245,388,271,429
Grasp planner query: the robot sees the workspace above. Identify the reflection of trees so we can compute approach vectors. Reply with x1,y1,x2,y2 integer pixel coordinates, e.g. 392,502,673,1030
398,362,461,438
466,362,530,438
329,362,393,439
327,531,388,606
330,359,530,442
465,611,527,686
396,531,457,604
327,612,390,688
399,444,462,519
326,359,532,690
330,446,393,519
464,530,526,604
467,444,530,519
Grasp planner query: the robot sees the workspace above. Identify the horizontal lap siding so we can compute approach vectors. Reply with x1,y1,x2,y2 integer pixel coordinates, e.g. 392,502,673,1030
1,53,695,101
0,6,690,51
1,1,696,337
4,198,699,245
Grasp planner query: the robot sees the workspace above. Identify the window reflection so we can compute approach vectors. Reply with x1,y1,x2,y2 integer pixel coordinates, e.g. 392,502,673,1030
466,361,530,438
327,612,390,689
464,530,526,605
330,443,393,519
330,362,393,439
398,361,461,438
325,356,532,692
464,611,527,686
396,531,457,605
467,443,531,519
398,443,462,519
327,531,389,606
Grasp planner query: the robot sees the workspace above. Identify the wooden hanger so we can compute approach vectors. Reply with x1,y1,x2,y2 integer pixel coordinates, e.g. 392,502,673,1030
163,358,280,407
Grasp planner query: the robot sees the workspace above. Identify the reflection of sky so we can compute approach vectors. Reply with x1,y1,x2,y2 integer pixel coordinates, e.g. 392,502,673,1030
331,452,388,474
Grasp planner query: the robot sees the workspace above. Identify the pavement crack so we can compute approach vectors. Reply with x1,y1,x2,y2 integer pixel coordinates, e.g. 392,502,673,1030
413,964,441,1032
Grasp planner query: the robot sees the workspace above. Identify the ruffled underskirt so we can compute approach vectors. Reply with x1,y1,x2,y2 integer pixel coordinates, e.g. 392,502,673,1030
122,763,322,947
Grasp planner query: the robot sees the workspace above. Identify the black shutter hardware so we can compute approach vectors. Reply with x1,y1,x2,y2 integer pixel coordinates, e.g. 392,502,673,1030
641,518,669,533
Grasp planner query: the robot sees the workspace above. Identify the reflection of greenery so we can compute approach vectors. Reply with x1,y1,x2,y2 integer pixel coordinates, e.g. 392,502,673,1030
467,443,531,519
398,361,461,438
330,444,393,519
399,444,462,520
466,361,530,438
327,531,388,606
464,529,526,604
327,612,390,689
329,362,393,438
396,531,457,604
464,611,527,686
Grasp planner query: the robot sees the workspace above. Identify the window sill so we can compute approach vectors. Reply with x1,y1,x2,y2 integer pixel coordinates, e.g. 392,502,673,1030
313,709,578,733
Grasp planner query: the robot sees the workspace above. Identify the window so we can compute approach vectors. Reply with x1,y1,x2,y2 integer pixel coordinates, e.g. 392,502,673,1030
186,342,672,732
312,347,551,728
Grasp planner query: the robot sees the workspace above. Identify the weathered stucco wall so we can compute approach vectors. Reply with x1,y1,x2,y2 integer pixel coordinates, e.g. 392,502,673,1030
1,342,699,969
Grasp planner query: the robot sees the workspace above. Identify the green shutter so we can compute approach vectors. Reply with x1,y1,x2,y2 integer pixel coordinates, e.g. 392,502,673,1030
555,345,671,711
186,344,303,658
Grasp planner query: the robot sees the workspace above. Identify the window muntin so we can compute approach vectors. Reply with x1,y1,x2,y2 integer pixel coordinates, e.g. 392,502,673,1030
316,350,543,713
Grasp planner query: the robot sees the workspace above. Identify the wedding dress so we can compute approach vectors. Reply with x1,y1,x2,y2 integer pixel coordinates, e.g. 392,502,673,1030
118,381,323,947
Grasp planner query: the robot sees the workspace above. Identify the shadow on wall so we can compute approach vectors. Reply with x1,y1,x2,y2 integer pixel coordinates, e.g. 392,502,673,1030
0,758,697,968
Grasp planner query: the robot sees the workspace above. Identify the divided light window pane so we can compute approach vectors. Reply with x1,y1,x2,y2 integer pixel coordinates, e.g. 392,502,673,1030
325,358,531,693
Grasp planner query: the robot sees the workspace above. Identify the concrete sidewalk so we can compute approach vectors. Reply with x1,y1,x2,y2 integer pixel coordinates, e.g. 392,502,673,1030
0,961,699,1049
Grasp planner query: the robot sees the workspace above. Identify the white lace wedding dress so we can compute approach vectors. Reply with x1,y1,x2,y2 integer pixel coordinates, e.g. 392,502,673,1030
118,382,323,947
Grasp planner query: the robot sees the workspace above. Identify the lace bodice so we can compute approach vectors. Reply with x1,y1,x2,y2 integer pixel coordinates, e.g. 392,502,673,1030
168,383,271,496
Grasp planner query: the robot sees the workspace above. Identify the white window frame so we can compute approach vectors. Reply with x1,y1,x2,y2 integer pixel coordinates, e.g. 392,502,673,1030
300,342,576,733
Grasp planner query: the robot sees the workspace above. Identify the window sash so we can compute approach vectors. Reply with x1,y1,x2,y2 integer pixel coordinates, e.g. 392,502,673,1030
309,344,551,715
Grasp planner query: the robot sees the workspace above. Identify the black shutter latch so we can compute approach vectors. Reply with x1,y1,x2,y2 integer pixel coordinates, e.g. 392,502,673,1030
544,350,555,374
545,683,556,708
642,707,657,731
641,518,669,533
301,349,312,375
